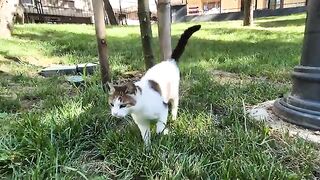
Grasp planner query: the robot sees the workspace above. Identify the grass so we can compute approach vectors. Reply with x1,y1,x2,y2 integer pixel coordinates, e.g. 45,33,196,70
0,13,319,179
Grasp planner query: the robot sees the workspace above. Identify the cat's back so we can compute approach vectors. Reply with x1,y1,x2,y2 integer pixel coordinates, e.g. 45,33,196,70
142,60,179,81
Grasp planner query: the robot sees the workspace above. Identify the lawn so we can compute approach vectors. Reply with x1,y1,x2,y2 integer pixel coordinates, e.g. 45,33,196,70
1,13,319,179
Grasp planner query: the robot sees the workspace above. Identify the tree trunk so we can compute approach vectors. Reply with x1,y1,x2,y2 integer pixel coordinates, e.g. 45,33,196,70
243,0,253,26
157,0,172,61
0,0,15,38
138,0,155,69
14,0,25,24
280,0,284,8
103,0,118,25
92,0,111,89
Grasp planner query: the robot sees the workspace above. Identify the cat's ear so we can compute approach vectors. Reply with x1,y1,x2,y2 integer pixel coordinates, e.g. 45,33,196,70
125,82,137,94
107,82,115,95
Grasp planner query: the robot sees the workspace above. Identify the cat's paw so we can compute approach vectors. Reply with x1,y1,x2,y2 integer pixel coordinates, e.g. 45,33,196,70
163,129,169,135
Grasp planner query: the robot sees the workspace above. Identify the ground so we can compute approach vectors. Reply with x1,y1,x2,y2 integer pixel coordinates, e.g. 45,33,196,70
0,13,319,179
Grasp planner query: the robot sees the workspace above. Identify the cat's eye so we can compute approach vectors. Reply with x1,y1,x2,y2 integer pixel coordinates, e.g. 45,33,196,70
110,103,114,107
119,104,127,108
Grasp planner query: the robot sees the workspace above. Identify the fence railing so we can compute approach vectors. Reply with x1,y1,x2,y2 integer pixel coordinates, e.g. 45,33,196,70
23,5,93,17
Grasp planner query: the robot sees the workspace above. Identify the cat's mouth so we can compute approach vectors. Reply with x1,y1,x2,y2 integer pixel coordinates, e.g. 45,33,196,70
111,113,126,118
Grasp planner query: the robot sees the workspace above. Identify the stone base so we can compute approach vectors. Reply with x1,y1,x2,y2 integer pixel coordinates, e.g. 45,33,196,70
274,98,320,130
248,100,320,144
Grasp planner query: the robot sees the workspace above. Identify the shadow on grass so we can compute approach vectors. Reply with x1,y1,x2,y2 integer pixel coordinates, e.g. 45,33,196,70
0,50,23,64
257,18,306,28
0,95,114,178
2,24,316,179
14,27,302,81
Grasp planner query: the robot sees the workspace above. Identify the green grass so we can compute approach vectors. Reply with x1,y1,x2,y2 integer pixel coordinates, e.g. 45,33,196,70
1,13,319,179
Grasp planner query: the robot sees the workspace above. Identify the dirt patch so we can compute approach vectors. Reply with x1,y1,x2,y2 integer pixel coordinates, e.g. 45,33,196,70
1,54,59,68
21,56,59,67
3,82,76,111
248,100,320,144
210,70,269,84
76,150,116,177
114,70,144,85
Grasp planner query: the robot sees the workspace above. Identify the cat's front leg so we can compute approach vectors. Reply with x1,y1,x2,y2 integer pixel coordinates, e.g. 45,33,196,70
137,123,151,146
132,114,151,146
156,108,169,135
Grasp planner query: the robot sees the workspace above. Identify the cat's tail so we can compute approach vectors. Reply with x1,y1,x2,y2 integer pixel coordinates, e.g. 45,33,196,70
171,25,201,62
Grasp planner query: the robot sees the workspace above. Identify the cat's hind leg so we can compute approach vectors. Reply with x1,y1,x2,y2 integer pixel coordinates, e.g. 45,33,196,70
171,96,179,120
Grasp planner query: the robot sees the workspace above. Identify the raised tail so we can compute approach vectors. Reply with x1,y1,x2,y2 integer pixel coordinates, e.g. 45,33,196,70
171,25,201,62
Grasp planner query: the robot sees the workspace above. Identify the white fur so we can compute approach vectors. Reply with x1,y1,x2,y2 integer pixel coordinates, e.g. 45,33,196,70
141,59,180,120
110,59,180,146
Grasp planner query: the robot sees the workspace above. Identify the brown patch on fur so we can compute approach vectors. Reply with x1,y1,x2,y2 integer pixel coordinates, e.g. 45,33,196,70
108,82,140,106
148,80,161,95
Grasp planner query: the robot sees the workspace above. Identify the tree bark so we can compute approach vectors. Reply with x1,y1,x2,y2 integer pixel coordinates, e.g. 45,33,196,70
280,0,284,8
243,0,253,26
138,0,155,69
14,0,25,24
103,0,118,25
157,0,172,61
0,0,15,38
92,0,111,89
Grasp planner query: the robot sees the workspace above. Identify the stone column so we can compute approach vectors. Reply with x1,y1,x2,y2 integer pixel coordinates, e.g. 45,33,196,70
273,0,320,130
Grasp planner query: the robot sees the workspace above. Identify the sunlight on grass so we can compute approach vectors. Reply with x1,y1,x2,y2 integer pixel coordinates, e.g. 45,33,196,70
1,13,318,179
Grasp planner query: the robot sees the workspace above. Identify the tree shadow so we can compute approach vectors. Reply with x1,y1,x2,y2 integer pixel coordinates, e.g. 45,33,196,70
11,26,301,113
0,50,23,63
3,25,309,178
257,18,306,28
13,27,302,78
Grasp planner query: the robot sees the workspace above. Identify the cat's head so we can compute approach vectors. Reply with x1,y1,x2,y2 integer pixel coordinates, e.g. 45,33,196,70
107,82,141,118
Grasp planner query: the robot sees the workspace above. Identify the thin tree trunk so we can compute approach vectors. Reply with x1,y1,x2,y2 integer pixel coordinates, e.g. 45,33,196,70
0,0,15,38
138,0,155,69
15,0,25,24
243,0,253,26
280,0,284,8
92,0,111,89
157,0,172,61
103,0,118,25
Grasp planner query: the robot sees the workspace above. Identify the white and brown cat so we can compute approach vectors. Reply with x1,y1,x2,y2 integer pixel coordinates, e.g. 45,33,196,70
108,25,201,146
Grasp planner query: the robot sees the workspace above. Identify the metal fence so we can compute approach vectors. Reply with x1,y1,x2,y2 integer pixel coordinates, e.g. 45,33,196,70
24,5,93,17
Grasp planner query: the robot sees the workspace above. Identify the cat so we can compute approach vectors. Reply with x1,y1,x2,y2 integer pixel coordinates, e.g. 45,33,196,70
108,25,201,146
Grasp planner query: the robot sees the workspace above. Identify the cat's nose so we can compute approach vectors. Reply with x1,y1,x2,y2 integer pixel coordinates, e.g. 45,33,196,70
112,112,119,117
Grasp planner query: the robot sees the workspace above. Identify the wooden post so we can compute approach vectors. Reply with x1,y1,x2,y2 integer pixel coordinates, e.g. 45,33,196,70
92,0,111,88
157,0,172,61
138,0,155,69
103,0,118,25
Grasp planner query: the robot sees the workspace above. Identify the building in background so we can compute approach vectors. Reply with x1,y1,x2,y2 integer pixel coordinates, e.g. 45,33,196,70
109,0,158,25
185,0,306,15
19,0,306,24
21,0,93,24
